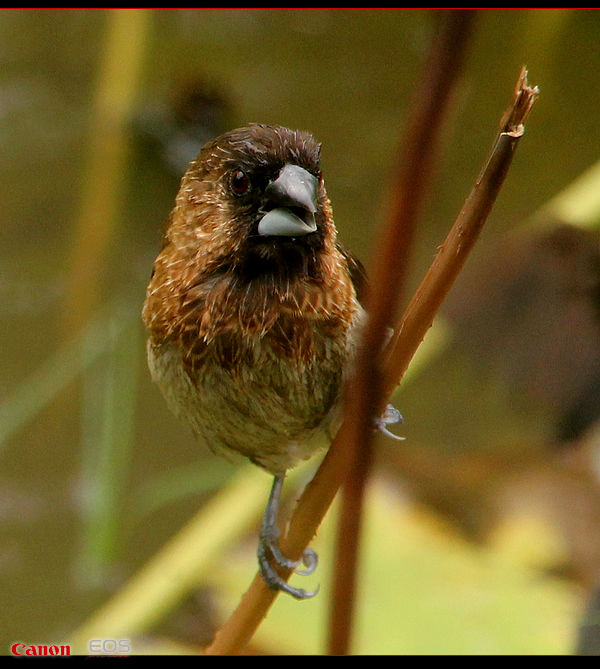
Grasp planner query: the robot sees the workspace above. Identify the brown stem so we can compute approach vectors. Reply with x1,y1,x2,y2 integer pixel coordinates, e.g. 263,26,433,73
327,9,477,655
205,61,538,662
383,67,539,396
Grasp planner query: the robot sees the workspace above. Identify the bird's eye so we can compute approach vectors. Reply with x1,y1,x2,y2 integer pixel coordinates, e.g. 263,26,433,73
230,169,251,195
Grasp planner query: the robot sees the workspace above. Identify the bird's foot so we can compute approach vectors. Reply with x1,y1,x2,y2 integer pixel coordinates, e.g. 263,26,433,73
258,525,319,600
375,404,405,441
258,473,319,599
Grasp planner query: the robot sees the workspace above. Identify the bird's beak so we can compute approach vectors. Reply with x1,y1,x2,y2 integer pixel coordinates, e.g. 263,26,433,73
258,164,318,237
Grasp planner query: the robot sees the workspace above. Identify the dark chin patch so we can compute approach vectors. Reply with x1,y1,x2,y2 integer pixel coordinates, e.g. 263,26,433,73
237,237,315,283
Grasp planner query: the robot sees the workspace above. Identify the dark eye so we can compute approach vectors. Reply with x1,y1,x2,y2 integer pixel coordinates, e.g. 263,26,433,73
230,169,251,195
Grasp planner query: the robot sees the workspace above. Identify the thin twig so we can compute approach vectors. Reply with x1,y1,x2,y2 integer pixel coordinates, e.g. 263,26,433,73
328,9,477,655
383,67,539,395
205,62,538,661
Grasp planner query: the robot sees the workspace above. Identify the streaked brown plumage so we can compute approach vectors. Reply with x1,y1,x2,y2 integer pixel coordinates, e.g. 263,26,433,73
143,124,365,597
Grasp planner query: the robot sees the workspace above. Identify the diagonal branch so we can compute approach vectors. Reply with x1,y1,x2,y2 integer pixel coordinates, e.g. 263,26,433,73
383,67,539,395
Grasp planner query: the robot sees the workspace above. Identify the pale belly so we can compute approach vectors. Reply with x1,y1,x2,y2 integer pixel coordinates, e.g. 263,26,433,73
147,335,347,474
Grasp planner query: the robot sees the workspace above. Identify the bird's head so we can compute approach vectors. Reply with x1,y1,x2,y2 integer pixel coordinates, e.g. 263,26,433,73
167,124,338,283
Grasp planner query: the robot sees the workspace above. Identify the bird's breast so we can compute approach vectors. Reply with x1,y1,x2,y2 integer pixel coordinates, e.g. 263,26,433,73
147,304,361,473
144,252,363,472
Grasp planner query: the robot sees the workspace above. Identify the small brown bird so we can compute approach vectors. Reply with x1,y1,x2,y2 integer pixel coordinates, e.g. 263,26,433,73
143,124,394,598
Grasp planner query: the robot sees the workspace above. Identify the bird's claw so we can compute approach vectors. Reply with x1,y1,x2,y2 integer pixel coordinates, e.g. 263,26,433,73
258,528,319,599
375,403,405,441
258,473,319,599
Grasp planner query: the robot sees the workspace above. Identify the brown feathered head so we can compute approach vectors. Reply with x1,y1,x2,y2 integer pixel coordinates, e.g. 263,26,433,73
164,123,339,285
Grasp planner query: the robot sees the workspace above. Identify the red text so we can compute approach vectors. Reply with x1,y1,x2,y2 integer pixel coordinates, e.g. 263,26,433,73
11,643,71,656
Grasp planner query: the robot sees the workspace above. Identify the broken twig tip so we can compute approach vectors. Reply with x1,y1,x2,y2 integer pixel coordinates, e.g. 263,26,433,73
501,66,539,136
517,67,540,105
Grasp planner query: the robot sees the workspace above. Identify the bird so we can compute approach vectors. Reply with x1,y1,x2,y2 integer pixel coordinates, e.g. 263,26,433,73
142,123,397,598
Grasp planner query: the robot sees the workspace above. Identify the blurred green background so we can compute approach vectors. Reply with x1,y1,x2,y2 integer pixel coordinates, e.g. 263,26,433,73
1,8,600,655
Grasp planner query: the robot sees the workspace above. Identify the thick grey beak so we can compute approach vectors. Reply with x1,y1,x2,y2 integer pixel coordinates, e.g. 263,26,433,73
258,164,318,237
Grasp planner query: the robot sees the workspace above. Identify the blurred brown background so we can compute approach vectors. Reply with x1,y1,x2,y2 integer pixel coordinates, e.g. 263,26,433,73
1,8,600,655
